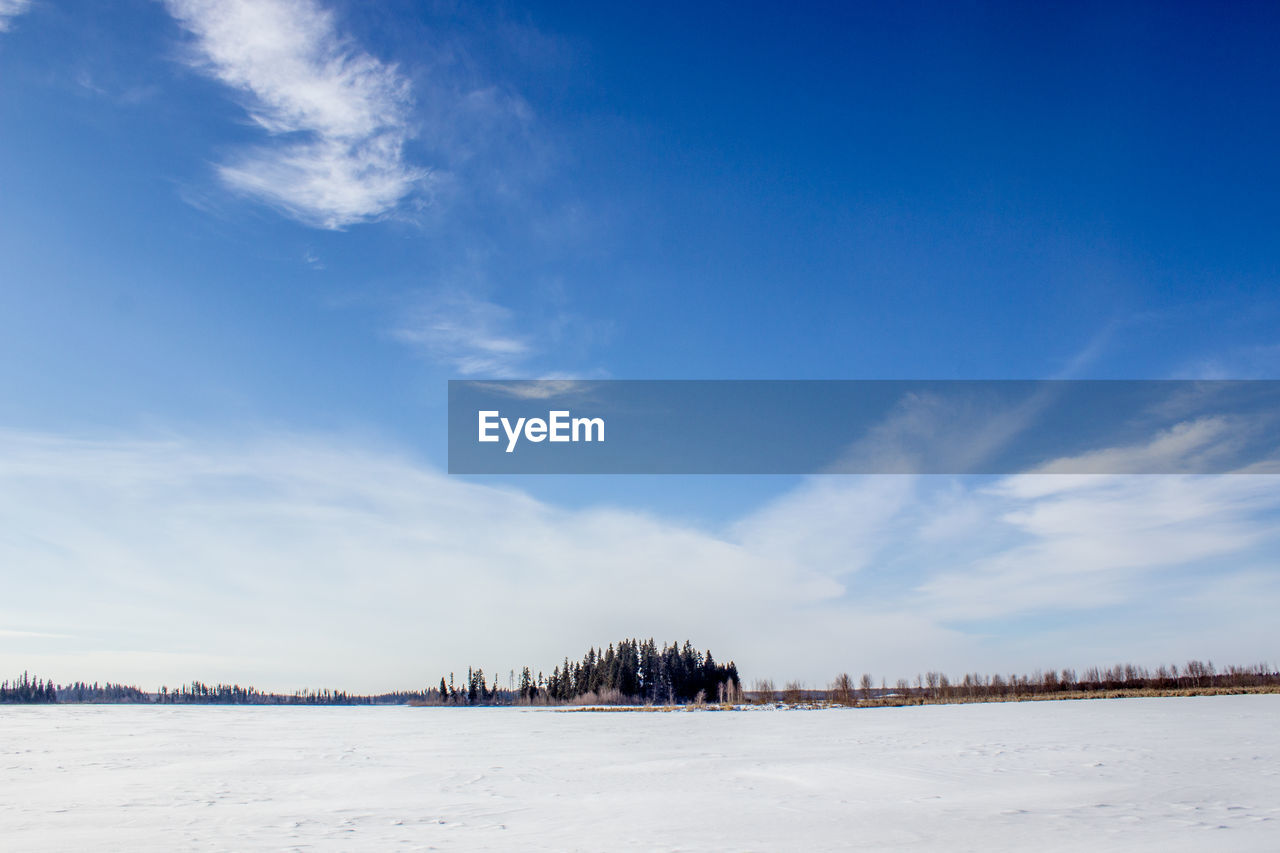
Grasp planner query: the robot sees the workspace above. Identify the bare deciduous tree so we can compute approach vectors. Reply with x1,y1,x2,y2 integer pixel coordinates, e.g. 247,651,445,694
830,673,854,705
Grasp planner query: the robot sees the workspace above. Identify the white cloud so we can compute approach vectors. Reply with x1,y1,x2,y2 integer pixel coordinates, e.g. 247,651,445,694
164,0,425,228
826,384,1063,474
388,284,612,380
0,430,836,690
917,473,1280,621
469,379,590,400
1175,342,1280,380
732,476,917,579
391,291,533,376
2,425,1276,691
1030,416,1262,475
0,0,31,33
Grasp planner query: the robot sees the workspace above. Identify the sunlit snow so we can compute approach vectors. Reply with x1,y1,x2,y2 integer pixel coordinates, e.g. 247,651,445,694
3,695,1277,850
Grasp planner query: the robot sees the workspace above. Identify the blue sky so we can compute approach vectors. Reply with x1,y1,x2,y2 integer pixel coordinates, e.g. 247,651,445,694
1,0,1278,690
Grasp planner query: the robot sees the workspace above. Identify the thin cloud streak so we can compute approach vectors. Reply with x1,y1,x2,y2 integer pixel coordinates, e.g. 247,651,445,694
0,628,75,639
0,0,31,33
164,0,425,228
392,292,533,377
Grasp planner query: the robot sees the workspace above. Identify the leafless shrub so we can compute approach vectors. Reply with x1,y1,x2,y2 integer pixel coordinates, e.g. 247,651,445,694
569,688,628,706
830,673,855,705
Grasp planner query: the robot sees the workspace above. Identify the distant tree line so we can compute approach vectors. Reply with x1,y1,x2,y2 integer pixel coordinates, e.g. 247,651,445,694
789,659,1280,706
152,682,432,705
18,654,1267,708
0,674,430,706
1,639,740,707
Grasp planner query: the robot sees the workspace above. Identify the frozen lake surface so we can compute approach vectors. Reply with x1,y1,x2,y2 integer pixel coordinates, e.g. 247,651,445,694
2,695,1277,851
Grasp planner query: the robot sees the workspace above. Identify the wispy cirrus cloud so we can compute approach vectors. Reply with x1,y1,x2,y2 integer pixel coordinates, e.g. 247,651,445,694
391,291,533,377
468,379,590,400
0,0,32,33
1177,342,1280,380
389,289,611,379
163,0,425,228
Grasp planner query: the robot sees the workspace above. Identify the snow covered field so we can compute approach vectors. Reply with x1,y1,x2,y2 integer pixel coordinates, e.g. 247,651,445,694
2,695,1277,851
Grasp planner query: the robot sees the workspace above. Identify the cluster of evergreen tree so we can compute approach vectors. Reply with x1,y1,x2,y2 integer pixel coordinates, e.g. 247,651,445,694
426,639,740,706
59,681,150,703
542,639,738,704
429,667,504,705
1,672,57,703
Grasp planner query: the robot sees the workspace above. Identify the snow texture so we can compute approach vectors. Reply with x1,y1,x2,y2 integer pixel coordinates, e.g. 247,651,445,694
2,695,1277,850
